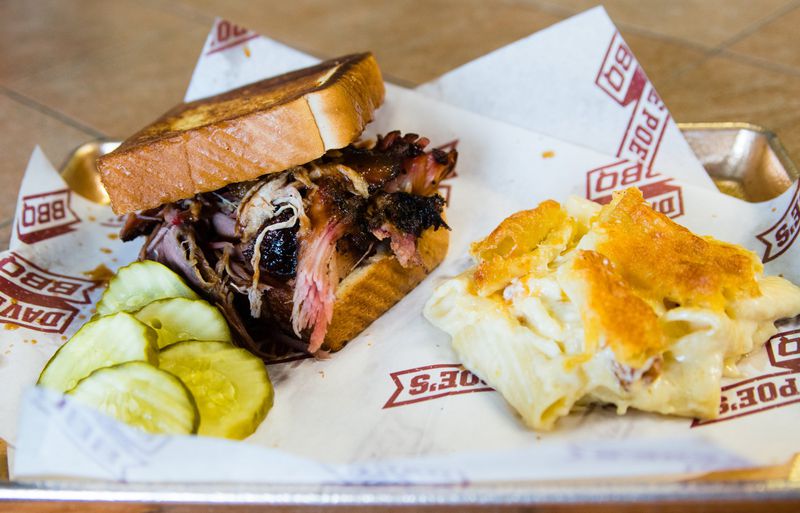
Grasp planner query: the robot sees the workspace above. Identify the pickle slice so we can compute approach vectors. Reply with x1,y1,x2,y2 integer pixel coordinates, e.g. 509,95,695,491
134,298,232,349
96,261,199,316
38,312,158,393
159,341,273,439
67,361,199,435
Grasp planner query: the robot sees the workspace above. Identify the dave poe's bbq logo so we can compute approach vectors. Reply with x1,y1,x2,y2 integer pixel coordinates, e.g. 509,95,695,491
205,19,258,56
16,189,80,244
0,253,97,333
383,364,493,409
756,181,800,263
693,328,800,427
590,32,682,218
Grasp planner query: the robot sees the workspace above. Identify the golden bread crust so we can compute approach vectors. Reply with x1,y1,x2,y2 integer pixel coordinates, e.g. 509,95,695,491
98,53,385,214
324,225,450,351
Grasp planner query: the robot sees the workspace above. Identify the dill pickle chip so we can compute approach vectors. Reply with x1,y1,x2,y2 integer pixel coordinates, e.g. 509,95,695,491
97,261,198,316
38,312,158,393
134,298,232,349
159,341,273,440
67,361,199,435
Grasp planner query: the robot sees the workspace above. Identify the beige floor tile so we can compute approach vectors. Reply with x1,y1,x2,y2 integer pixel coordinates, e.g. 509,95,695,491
528,0,794,48
620,31,710,88
0,221,11,252
0,93,95,223
659,55,800,164
728,5,800,72
172,0,565,85
0,0,208,137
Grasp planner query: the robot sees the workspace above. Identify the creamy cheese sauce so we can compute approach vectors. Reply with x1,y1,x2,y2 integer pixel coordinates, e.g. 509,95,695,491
424,194,800,430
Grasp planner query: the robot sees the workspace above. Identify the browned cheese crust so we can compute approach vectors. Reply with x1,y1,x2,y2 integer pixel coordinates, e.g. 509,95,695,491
98,53,385,214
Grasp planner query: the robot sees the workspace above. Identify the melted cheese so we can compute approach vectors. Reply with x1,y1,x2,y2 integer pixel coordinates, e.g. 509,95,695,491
424,188,800,430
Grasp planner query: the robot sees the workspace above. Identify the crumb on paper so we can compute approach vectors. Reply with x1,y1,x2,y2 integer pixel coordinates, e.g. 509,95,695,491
78,314,86,320
107,233,119,240
244,45,251,58
541,150,555,159
772,207,777,212
3,324,19,331
318,371,325,378
61,335,67,341
83,264,114,284
88,215,96,222
100,248,112,254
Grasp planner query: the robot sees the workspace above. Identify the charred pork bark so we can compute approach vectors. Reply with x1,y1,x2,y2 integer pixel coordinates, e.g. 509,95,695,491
120,132,458,358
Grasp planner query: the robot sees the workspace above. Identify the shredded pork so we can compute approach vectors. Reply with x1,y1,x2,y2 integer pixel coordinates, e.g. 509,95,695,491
121,131,456,358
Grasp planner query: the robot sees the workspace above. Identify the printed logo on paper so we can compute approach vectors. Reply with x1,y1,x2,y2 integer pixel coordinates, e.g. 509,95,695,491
383,364,493,409
596,32,646,108
756,181,800,263
16,189,80,244
693,329,800,427
596,33,670,168
0,253,98,333
586,160,684,218
435,139,459,205
592,32,681,217
205,19,259,55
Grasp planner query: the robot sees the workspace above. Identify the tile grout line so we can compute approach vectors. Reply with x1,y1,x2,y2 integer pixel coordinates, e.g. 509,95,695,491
148,0,421,87
138,0,215,27
715,0,800,50
0,86,106,139
662,1,800,86
718,49,800,78
500,0,722,89
504,0,718,53
509,0,800,87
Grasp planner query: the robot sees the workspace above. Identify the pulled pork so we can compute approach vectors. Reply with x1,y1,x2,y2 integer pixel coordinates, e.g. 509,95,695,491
121,132,456,358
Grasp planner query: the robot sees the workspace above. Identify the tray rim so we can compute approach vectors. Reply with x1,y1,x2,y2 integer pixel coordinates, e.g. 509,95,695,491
677,121,800,183
2,122,800,507
1,476,799,506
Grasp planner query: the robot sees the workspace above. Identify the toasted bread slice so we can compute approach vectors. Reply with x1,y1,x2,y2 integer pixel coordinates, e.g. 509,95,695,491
324,224,449,351
99,53,385,214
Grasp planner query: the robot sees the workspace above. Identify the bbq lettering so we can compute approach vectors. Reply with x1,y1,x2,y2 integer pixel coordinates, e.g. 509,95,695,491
595,33,646,107
16,189,80,244
586,160,684,218
592,33,679,216
0,253,98,333
206,19,258,55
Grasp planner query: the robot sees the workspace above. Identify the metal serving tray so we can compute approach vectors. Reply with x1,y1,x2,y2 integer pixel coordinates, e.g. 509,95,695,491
1,123,799,512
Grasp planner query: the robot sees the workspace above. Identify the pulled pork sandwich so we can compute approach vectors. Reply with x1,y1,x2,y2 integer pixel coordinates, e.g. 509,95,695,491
98,53,456,358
